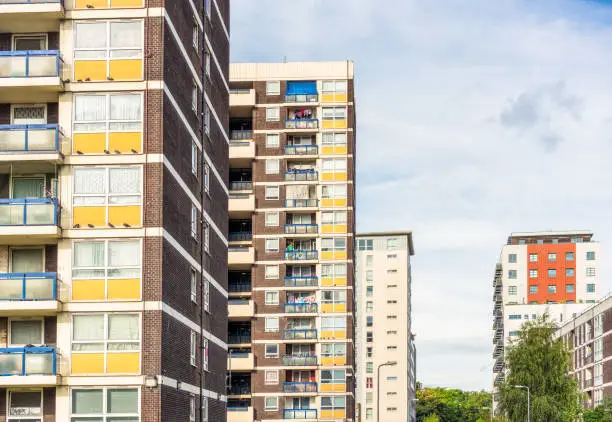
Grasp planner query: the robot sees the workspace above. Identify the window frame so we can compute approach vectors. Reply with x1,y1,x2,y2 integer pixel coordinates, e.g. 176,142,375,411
265,159,280,175
190,330,197,367
265,291,279,306
265,212,279,227
69,387,141,421
265,107,280,122
265,133,280,148
266,81,281,96
265,265,279,279
72,165,143,210
264,369,279,385
265,344,279,358
8,318,44,346
264,317,279,332
190,268,197,304
265,185,280,200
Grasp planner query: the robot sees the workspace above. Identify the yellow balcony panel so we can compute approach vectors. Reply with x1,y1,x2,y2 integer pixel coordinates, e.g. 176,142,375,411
322,145,347,156
228,352,254,371
75,0,107,8
321,303,333,313
73,133,106,154
108,132,142,153
321,251,333,260
108,278,141,300
110,0,144,7
108,205,141,227
321,356,333,366
109,59,143,81
321,146,334,155
333,225,347,233
107,352,140,374
228,407,254,422
321,330,346,340
0,3,63,33
333,172,347,181
321,224,334,234
321,199,333,208
73,206,106,228
321,172,334,182
74,60,107,82
72,353,104,375
72,279,105,301
333,251,347,260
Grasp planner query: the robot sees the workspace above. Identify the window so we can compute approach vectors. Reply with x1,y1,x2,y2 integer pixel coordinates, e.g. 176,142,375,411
190,395,196,422
204,0,212,17
322,184,347,201
566,284,575,293
191,142,198,175
387,284,398,288
266,133,280,148
191,82,198,112
566,252,575,261
202,338,209,371
322,107,346,122
265,185,279,200
73,166,142,211
265,344,279,358
529,269,538,278
322,369,345,388
266,81,280,95
71,388,139,421
566,268,575,277
321,396,346,415
586,267,596,277
508,286,517,295
387,300,397,304
587,251,596,261
205,49,211,78
366,392,373,405
548,269,557,278
509,314,521,320
366,301,373,312
322,342,346,361
265,265,279,279
387,254,397,259
265,159,280,174
321,316,346,337
202,396,208,422
265,370,279,385
190,268,197,303
321,263,347,282
387,330,398,335
10,319,43,345
387,407,398,412
386,238,400,250
387,376,398,381
264,397,278,411
366,316,373,327
203,224,210,252
190,205,198,239
265,107,280,121
587,284,596,293
366,270,373,282
9,390,43,421
366,255,374,267
387,346,397,351
190,330,197,366
265,212,279,227
322,80,347,96
366,332,373,343
366,408,373,419
548,285,557,294
265,291,279,305
322,132,347,148
358,239,373,251
366,347,373,358
203,277,210,312
508,253,517,263
366,286,373,297
265,317,279,332
322,158,347,174
509,331,520,336
508,270,517,279
204,164,210,194
366,378,373,388
548,253,557,262
321,237,346,254
529,253,538,262
265,238,279,252
387,315,397,320
192,20,199,49
529,285,538,294
321,211,347,227
204,107,210,135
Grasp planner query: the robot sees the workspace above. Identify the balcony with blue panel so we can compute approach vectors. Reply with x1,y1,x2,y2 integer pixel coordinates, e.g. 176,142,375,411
283,329,317,340
284,302,318,314
0,346,59,386
283,382,317,393
0,272,61,316
0,198,60,242
284,276,318,288
285,81,318,103
284,223,317,235
0,1,64,34
0,51,63,103
285,144,318,156
283,409,317,420
284,169,317,182
0,124,62,163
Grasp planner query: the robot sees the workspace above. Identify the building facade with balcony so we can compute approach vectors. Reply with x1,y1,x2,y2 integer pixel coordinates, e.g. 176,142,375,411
0,0,229,420
492,231,600,412
355,232,416,422
227,62,356,422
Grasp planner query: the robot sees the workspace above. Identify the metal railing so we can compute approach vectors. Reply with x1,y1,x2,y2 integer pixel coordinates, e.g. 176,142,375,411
0,272,56,300
283,382,317,393
229,181,253,191
284,250,318,261
285,145,318,155
0,347,56,376
284,303,318,313
284,224,317,234
285,119,318,130
229,232,252,242
282,355,317,366
230,130,253,140
228,334,251,344
0,124,59,152
0,198,58,226
0,50,61,78
284,169,317,181
228,281,252,293
230,89,251,94
229,352,251,359
284,276,318,287
228,385,251,396
283,409,317,419
285,94,318,103
285,199,318,208
283,329,317,340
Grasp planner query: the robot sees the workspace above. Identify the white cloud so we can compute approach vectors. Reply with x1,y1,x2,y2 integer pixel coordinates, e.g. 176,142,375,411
231,0,612,390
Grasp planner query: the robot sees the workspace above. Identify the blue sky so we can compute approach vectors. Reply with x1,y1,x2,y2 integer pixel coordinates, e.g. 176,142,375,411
230,0,612,391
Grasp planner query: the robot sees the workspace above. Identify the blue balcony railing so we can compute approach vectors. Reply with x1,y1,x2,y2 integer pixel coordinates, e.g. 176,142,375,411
284,276,318,287
282,355,317,366
284,303,317,313
283,329,317,340
285,119,318,130
284,199,318,208
284,409,317,419
284,169,317,182
283,382,317,393
284,250,317,261
0,198,57,226
285,224,317,234
0,347,56,376
285,94,318,103
0,50,61,78
0,272,57,301
0,124,59,153
285,145,318,155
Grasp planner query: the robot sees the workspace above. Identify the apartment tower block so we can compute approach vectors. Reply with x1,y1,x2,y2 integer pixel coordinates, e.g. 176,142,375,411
226,61,357,422
0,0,229,420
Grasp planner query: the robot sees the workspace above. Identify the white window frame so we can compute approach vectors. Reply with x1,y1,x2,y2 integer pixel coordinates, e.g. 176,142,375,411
191,142,198,176
265,317,279,332
8,389,43,422
264,396,278,411
265,212,279,227
204,164,210,194
265,344,279,358
191,205,198,239
265,265,279,279
265,238,279,252
321,263,347,280
265,185,280,200
529,253,538,262
192,20,199,50
321,158,347,174
586,267,596,277
189,395,196,422
205,50,211,78
190,330,197,367
190,268,197,303
265,107,280,122
265,159,280,175
204,107,210,136
266,133,280,148
322,106,347,121
322,80,347,96
265,370,279,385
203,277,210,313
204,224,210,253
192,82,199,113
202,396,208,422
265,291,279,306
203,338,209,371
266,81,281,96
321,132,347,147
72,166,143,210
8,318,44,346
321,237,347,253
10,104,47,125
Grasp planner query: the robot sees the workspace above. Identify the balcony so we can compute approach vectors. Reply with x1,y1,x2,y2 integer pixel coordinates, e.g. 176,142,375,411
283,329,317,340
284,276,318,288
230,181,253,192
0,1,64,33
0,51,63,103
285,94,318,103
0,198,60,243
228,246,255,266
0,272,60,316
0,347,58,386
230,130,253,141
230,89,255,107
284,250,318,261
229,281,252,294
283,409,317,420
228,406,254,422
229,299,255,318
285,145,318,156
284,303,318,314
285,119,318,130
228,385,251,396
229,193,255,214
285,199,318,208
228,334,251,345
230,141,255,161
285,224,317,235
228,352,254,371
0,124,62,162
229,232,253,243
283,382,317,393
283,355,317,366
284,169,317,182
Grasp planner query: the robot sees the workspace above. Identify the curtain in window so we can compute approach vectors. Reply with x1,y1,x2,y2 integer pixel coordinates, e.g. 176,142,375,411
109,94,142,131
107,389,138,414
11,248,43,272
74,168,106,199
74,95,106,131
73,315,104,352
108,241,139,267
75,22,107,50
109,168,140,204
74,242,105,269
72,389,103,414
12,178,44,198
108,314,139,351
11,320,42,345
286,185,309,200
110,22,141,49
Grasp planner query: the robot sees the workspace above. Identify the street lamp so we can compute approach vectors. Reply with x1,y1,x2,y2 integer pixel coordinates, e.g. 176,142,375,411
408,398,419,422
377,361,397,422
514,385,530,422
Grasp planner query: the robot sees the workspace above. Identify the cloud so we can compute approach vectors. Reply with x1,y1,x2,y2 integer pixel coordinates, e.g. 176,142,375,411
231,0,612,391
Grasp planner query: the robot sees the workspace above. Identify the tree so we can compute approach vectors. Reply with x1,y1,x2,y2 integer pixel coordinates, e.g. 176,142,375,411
497,314,582,421
416,387,492,421
582,398,612,421
423,415,441,422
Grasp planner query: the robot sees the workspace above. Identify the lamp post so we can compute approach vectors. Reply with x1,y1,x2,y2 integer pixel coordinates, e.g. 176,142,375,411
377,361,396,422
514,385,530,422
408,398,418,422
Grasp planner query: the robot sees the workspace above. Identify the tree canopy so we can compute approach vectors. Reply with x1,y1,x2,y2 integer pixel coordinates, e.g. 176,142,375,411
416,386,492,421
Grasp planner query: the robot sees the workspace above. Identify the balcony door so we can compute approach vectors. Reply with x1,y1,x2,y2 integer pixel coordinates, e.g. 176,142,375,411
11,248,44,273
11,105,47,125
291,397,311,409
9,318,43,346
11,177,45,199
12,34,48,51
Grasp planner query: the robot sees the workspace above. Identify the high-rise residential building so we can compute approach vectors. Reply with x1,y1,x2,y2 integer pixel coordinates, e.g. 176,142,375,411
492,231,600,409
355,232,416,422
226,61,356,422
557,295,612,408
0,1,229,420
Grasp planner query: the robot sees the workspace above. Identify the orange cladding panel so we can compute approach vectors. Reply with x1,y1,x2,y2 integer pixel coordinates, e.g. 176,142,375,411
526,243,576,304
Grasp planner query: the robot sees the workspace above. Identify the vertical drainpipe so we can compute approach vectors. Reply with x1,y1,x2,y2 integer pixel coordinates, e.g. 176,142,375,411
199,3,207,422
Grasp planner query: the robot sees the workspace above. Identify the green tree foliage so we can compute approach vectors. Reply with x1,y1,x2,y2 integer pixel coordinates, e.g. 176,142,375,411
497,314,582,421
416,387,492,421
582,398,612,421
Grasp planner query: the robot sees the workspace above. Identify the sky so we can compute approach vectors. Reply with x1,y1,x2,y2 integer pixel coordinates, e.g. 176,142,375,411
230,0,612,391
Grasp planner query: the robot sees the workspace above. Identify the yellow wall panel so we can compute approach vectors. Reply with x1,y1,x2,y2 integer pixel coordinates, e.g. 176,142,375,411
334,145,348,155
321,146,333,155
321,330,334,339
321,225,334,234
334,93,347,103
334,225,347,233
72,279,105,301
322,120,334,129
321,173,334,181
109,59,143,81
334,410,347,418
335,303,347,312
71,353,104,374
321,304,333,313
334,251,347,260
321,94,334,103
334,331,347,339
334,357,346,365
335,120,348,129
73,133,106,154
109,132,142,153
108,205,141,227
75,0,107,8
321,277,333,287
334,172,348,181
111,0,143,6
321,199,334,208
74,61,107,81
333,384,347,392
321,357,334,366
321,251,333,260
320,384,333,393
334,277,347,286
73,206,106,228
334,198,347,207
107,352,140,373
108,278,141,300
